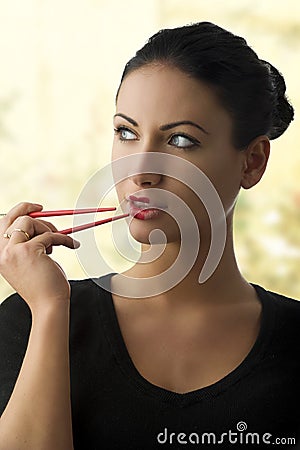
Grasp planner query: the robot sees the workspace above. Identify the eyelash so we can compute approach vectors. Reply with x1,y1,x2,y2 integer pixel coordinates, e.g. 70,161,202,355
168,133,200,150
114,126,201,150
114,126,137,142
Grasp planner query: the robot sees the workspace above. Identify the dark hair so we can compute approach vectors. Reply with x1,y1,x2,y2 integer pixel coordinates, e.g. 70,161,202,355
117,22,294,149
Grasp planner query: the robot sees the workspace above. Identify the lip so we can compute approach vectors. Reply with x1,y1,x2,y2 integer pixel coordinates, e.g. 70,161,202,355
130,207,161,220
128,195,150,204
125,194,168,220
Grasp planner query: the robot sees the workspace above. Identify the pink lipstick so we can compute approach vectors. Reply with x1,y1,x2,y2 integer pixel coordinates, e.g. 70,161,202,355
127,195,167,220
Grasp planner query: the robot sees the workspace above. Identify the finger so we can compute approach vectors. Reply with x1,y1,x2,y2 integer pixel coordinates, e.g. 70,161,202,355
34,219,58,233
4,230,79,251
1,202,43,230
3,216,52,245
23,216,58,233
5,229,31,244
33,232,80,251
2,218,58,242
46,245,53,255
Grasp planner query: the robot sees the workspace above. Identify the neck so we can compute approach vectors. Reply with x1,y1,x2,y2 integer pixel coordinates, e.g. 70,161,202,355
118,220,254,309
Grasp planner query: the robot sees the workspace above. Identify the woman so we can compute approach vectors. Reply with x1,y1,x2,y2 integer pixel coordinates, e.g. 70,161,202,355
0,22,299,449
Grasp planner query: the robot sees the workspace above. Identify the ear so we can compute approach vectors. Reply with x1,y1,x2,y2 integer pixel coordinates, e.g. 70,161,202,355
240,136,270,189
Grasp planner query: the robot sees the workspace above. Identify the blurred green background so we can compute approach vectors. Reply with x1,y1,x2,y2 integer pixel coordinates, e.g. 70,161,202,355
0,0,299,301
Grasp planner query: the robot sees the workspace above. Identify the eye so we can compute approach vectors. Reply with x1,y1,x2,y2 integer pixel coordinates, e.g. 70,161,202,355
168,133,200,149
114,126,138,142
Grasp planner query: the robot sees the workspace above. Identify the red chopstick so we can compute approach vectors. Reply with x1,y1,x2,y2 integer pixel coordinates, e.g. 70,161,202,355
58,212,129,235
0,208,117,218
0,207,129,235
28,207,116,218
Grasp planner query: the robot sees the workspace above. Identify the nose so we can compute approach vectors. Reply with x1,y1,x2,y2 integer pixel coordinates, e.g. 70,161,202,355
130,172,162,188
128,149,163,187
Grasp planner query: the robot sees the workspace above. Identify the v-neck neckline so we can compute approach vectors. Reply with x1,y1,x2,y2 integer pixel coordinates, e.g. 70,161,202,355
96,273,276,407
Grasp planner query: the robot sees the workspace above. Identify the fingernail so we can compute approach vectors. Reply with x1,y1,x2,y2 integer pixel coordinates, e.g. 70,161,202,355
73,239,81,248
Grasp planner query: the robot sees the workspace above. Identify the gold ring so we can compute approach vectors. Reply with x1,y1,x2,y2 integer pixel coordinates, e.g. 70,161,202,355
11,228,31,241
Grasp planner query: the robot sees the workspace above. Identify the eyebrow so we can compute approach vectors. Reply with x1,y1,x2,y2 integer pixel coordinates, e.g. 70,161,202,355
114,113,138,127
160,121,210,135
113,113,210,135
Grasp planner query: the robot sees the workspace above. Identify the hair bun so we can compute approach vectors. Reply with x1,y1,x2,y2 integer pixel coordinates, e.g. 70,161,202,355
261,59,294,139
120,22,294,148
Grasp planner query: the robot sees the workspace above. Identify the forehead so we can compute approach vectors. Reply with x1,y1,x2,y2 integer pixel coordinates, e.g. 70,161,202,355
116,64,230,130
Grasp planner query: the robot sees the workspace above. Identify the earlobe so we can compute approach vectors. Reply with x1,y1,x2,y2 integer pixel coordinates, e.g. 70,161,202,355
240,136,270,190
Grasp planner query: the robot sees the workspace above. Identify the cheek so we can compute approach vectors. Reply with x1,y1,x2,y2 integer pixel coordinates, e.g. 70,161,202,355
111,145,130,201
165,179,211,233
113,180,127,204
111,142,119,162
200,152,243,211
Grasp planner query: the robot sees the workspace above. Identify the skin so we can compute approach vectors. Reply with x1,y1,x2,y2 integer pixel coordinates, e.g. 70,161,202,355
111,64,271,392
0,62,271,443
112,63,270,307
0,203,78,450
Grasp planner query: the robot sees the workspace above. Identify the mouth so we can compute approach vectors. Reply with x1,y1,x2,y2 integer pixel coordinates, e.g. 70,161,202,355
126,194,168,220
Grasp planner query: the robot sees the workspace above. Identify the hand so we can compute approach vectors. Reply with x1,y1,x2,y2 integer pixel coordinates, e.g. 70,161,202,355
0,202,80,314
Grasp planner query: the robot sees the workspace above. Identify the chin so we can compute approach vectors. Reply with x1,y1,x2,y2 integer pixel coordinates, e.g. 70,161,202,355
128,219,180,245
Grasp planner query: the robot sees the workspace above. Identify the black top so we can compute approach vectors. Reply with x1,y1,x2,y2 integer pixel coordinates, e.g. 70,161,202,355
0,273,300,449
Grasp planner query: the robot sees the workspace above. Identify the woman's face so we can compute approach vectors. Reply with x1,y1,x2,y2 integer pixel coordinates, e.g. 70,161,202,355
111,64,245,245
